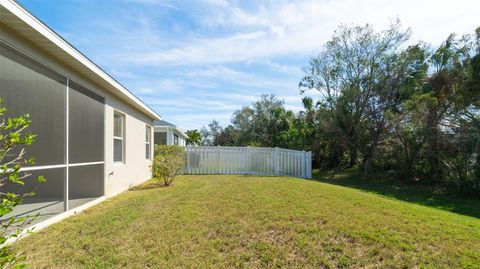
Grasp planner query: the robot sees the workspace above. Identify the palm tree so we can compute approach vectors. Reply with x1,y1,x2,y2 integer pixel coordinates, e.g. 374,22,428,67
186,129,202,146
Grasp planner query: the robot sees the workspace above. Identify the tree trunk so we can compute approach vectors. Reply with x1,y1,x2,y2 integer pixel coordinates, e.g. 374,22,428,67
361,134,380,179
475,148,480,190
425,99,443,186
361,157,373,179
404,157,416,181
431,137,442,184
348,149,357,168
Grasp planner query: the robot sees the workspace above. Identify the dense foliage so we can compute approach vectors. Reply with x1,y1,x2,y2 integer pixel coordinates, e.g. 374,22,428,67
152,145,185,186
0,99,44,268
200,22,480,195
185,129,201,146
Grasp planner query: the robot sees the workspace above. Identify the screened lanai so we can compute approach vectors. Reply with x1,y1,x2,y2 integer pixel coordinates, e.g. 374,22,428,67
0,41,105,227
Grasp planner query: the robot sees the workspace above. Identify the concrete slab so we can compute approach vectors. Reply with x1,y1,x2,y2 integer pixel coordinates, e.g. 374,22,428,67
0,197,98,227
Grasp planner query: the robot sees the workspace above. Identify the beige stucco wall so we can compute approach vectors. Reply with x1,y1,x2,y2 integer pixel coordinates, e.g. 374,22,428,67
104,100,154,196
1,23,155,197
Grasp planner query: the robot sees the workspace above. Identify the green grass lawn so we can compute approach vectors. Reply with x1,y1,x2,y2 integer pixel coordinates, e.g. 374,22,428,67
14,175,480,268
313,169,480,219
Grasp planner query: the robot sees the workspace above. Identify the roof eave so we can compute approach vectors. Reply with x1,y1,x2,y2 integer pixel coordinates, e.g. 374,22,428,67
0,0,161,120
155,125,188,138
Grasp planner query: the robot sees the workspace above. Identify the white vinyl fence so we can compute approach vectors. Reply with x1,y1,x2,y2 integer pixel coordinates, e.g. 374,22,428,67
185,146,312,179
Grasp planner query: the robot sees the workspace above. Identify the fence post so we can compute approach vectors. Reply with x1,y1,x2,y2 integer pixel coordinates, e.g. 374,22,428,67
186,146,190,174
302,151,306,178
307,151,312,179
274,147,280,176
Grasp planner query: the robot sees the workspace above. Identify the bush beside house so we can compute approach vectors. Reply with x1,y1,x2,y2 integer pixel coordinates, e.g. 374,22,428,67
0,98,44,268
152,145,185,186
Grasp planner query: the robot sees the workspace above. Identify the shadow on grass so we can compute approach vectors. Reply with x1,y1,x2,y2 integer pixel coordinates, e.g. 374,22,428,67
130,179,169,191
312,169,480,219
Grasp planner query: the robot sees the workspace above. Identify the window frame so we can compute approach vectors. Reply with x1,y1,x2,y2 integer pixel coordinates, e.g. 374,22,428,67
113,111,125,164
173,133,179,146
145,125,152,160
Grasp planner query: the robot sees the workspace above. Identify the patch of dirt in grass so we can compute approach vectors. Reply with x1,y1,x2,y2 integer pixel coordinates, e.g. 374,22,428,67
129,180,167,190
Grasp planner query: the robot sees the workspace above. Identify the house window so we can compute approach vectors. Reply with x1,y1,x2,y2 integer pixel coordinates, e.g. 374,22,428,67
174,134,179,146
146,125,151,160
154,132,167,145
114,112,125,163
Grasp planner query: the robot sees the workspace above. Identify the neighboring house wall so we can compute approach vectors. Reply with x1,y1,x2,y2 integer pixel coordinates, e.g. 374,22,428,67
154,127,187,146
154,126,170,145
0,18,155,198
154,132,167,146
174,131,187,146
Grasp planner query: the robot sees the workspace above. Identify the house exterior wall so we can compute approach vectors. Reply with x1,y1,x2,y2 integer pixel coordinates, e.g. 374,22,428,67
0,23,154,198
154,132,167,145
167,128,174,145
104,99,154,197
174,130,187,146
154,126,169,145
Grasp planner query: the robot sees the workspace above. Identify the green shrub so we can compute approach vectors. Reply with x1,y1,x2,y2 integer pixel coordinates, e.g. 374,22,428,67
152,145,185,186
0,98,44,268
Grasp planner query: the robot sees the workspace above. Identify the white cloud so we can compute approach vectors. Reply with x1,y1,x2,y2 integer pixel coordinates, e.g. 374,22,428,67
257,60,302,76
163,112,233,130
148,97,240,111
109,69,142,79
134,79,184,96
137,87,158,94
194,91,258,103
202,0,229,7
157,79,184,92
53,0,479,130
121,0,181,10
111,0,479,67
184,65,291,89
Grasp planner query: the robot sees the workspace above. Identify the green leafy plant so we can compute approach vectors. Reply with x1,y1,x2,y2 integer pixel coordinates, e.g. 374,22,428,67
152,145,185,186
0,98,44,268
186,129,201,146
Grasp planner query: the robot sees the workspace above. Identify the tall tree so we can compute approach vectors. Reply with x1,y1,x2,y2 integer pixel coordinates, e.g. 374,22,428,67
300,20,413,176
186,129,201,146
200,120,223,146
231,94,293,147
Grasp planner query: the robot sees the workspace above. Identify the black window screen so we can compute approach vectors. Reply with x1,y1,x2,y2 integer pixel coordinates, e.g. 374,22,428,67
0,40,121,204
1,168,65,197
69,81,104,163
1,42,107,201
69,164,104,197
154,132,167,145
0,43,66,166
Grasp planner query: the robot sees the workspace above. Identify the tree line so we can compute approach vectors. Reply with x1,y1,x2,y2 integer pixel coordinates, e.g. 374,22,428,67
190,21,480,195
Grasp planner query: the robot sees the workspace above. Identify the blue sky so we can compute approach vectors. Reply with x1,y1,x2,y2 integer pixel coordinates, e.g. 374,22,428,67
18,0,479,130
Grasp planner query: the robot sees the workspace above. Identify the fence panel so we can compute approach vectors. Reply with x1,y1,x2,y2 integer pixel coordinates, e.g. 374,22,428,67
185,146,312,179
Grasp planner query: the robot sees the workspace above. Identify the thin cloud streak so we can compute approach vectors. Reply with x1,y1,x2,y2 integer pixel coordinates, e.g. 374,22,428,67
105,0,479,67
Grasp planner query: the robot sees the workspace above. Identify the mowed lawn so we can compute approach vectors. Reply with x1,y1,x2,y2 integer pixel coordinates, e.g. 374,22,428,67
14,175,480,268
